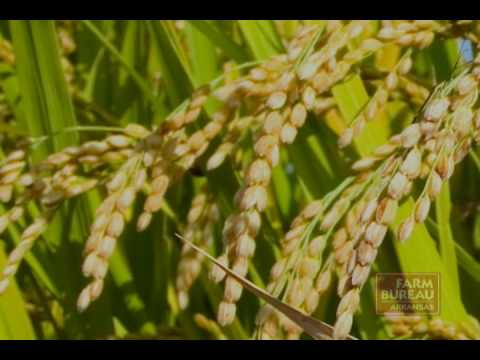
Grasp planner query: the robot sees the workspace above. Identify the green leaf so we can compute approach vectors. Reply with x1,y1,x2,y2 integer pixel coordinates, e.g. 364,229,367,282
271,158,293,222
455,242,480,283
332,74,390,155
185,22,219,87
238,20,284,60
148,20,193,109
187,20,249,64
0,244,36,339
435,182,460,295
428,38,461,83
81,20,154,105
10,20,114,338
109,249,157,336
392,199,469,323
184,22,221,114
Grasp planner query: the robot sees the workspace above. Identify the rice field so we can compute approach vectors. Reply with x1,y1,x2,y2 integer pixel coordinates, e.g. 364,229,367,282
0,20,480,340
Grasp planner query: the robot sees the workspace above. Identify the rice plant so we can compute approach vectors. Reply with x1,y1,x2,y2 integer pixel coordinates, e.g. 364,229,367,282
1,19,480,340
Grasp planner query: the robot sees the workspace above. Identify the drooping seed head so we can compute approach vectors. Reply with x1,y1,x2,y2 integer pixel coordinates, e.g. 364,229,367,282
456,74,476,96
144,192,165,213
232,257,249,277
224,278,243,303
377,27,397,40
6,150,25,162
423,98,450,122
280,123,298,144
360,38,383,52
287,278,308,307
335,240,354,265
397,33,414,46
357,240,378,265
206,151,226,171
82,252,100,277
297,62,318,81
235,233,256,258
77,286,92,312
125,124,149,139
352,157,378,172
385,72,398,91
315,270,332,293
188,131,207,151
217,301,237,326
351,264,370,287
397,215,415,242
427,171,443,198
452,107,473,137
106,135,131,148
249,68,268,82
277,71,296,91
270,258,286,281
388,172,409,200
243,210,261,237
184,107,202,124
92,259,108,279
265,143,280,167
267,91,287,110
254,135,277,158
240,185,267,212
204,120,223,139
95,235,115,258
302,200,323,219
209,254,228,284
0,161,26,176
338,128,354,149
245,159,271,185
117,187,137,212
436,154,454,180
400,124,422,148
136,212,152,232
290,103,307,127
349,23,364,38
353,115,366,136
398,57,413,75
285,224,306,242
415,196,431,223
336,288,360,317
364,222,388,248
375,197,398,225
320,207,339,231
171,143,190,158
106,212,125,238
377,88,389,106
345,248,357,274
361,198,378,223
302,87,316,110
400,147,422,179
420,122,438,138
308,235,327,257
22,218,48,240
299,258,320,278
107,172,127,193
333,312,354,340
263,111,283,135
304,289,320,314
